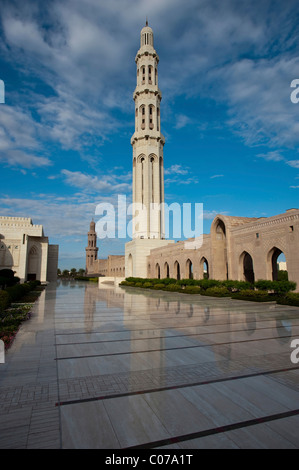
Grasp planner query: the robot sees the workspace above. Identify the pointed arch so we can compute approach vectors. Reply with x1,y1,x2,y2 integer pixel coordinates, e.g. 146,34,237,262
174,260,180,280
164,261,170,278
200,257,209,279
155,263,160,279
186,259,193,279
239,251,255,283
267,247,286,281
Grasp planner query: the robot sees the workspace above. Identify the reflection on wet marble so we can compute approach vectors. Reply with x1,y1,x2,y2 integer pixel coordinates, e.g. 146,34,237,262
54,281,299,449
1,280,299,449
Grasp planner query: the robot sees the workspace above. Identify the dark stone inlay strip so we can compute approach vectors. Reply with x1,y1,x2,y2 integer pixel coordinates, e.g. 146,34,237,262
55,365,299,407
126,409,299,449
54,334,295,361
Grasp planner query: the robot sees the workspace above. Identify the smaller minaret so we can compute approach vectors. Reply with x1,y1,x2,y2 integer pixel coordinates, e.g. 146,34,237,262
85,220,98,274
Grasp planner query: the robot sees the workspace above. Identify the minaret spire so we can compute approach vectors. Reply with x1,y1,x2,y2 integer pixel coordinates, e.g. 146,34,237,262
131,23,165,239
85,219,98,274
125,23,174,278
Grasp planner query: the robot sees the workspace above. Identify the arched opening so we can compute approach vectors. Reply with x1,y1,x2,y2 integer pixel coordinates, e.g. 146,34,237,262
127,254,133,277
148,65,153,84
277,252,288,280
142,66,146,84
149,105,154,129
216,219,226,239
140,105,146,130
212,218,228,280
241,251,255,283
164,262,170,278
27,245,39,281
174,261,180,280
186,259,193,279
268,247,287,281
200,257,209,279
155,263,160,279
150,154,157,204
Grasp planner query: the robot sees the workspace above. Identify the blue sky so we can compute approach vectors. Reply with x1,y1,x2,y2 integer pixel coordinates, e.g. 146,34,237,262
0,0,299,270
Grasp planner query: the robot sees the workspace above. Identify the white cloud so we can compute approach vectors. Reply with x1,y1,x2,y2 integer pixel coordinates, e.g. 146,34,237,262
164,164,198,185
210,174,224,179
61,169,131,194
0,195,95,238
174,114,191,130
165,164,189,175
1,0,299,155
287,160,299,169
257,151,285,162
0,105,51,168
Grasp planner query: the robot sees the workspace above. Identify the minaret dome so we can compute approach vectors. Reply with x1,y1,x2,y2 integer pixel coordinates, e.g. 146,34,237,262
140,23,154,48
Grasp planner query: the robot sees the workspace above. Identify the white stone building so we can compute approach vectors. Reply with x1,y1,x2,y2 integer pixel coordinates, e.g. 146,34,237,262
0,216,58,283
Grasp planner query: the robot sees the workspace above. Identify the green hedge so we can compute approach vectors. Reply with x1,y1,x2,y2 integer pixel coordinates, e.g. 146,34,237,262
254,280,296,294
75,276,98,282
1,280,41,306
119,277,298,305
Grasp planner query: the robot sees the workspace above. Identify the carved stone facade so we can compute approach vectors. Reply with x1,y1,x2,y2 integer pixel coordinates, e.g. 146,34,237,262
0,216,58,282
147,209,299,291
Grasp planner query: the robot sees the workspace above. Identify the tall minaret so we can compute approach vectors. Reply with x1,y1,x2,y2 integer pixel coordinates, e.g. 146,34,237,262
131,22,165,239
85,220,98,274
125,24,174,278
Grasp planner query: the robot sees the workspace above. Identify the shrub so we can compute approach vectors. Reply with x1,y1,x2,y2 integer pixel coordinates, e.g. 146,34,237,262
254,280,296,294
153,283,165,290
135,282,144,287
0,290,10,314
177,279,200,287
5,283,32,302
272,281,296,294
159,278,177,285
232,289,273,302
0,275,20,288
183,286,202,294
277,292,299,307
204,286,230,297
125,277,145,284
120,281,135,287
198,279,222,290
277,270,288,281
222,280,253,292
143,282,153,288
0,269,14,279
254,280,276,291
164,284,181,292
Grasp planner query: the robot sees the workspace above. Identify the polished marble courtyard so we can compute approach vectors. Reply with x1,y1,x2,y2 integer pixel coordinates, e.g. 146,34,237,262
0,280,299,449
